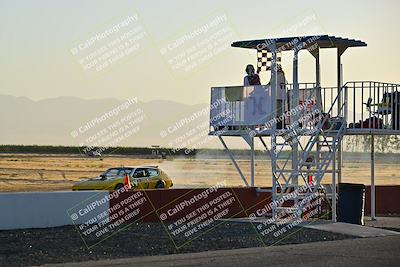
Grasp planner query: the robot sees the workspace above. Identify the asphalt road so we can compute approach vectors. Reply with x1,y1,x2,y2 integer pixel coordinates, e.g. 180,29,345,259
45,235,400,267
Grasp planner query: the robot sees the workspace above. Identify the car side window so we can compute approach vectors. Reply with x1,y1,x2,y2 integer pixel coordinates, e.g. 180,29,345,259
117,169,124,177
147,168,159,177
119,168,132,177
133,168,148,178
104,169,119,178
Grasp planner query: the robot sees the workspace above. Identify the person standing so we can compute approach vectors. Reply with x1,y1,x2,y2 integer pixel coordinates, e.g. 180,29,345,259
268,64,287,129
243,64,261,86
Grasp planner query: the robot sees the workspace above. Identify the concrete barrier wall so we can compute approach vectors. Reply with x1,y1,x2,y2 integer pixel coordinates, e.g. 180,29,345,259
0,185,399,230
0,191,109,230
108,187,272,223
365,185,400,215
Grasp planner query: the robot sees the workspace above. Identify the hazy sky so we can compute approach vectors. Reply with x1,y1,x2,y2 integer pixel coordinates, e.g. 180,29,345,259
0,0,399,105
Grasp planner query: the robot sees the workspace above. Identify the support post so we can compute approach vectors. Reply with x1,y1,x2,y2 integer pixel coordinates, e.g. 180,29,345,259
332,143,337,222
218,136,249,187
316,50,321,88
309,46,322,165
337,47,346,115
242,134,255,187
270,41,278,219
309,46,322,110
371,134,376,220
337,47,346,184
270,43,277,133
292,47,300,197
339,63,344,177
250,136,255,187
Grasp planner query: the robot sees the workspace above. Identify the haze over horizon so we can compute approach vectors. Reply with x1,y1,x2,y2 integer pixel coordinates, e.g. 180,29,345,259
1,0,399,147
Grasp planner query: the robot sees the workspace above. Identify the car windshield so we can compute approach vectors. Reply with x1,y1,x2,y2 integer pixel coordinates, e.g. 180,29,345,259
102,168,132,178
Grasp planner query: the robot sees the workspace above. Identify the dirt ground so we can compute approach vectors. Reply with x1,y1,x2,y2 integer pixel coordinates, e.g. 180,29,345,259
0,153,399,192
0,221,352,267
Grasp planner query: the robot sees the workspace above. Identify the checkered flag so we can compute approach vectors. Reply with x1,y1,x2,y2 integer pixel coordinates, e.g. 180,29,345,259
257,50,282,73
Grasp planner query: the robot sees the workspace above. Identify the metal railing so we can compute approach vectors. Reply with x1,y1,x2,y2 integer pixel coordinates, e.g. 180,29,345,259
209,85,275,131
209,81,400,134
209,83,319,132
344,81,400,132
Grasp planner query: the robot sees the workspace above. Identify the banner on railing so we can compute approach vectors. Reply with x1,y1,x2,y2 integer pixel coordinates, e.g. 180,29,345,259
210,86,274,127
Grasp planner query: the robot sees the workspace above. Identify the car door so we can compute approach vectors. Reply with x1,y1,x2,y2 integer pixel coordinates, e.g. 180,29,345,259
99,168,121,190
146,168,160,188
111,168,132,189
133,168,150,189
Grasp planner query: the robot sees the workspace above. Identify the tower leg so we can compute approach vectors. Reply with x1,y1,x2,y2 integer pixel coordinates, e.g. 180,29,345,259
332,144,337,222
371,134,376,221
250,136,255,187
218,136,249,187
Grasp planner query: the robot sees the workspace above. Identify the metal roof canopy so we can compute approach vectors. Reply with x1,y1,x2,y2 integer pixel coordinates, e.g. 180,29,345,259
231,35,367,51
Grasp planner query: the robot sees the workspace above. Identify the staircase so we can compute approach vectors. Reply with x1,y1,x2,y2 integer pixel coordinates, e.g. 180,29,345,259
271,86,347,221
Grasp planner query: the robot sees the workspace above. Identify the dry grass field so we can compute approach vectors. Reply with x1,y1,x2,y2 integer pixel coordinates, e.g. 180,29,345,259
0,153,399,192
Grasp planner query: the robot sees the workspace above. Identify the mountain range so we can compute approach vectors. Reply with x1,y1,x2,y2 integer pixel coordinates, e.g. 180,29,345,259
0,94,220,149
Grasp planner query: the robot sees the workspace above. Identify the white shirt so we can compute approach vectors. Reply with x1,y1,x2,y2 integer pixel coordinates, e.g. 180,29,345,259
276,72,287,100
267,72,287,100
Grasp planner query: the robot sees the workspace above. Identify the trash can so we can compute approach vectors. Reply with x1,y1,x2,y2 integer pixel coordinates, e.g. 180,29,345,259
337,183,366,225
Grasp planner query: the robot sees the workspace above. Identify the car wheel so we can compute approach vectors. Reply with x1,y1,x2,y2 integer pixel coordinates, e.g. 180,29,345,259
114,183,124,190
155,180,166,189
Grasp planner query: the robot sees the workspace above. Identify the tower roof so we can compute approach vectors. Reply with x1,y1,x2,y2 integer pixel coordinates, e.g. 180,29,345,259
231,35,367,51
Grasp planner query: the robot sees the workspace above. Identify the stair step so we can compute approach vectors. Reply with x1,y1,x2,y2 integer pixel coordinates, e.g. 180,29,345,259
318,143,334,146
298,170,339,174
274,207,300,212
255,188,273,193
277,164,340,175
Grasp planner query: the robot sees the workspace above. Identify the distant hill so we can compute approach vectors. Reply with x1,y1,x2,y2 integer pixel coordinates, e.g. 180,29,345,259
0,94,221,149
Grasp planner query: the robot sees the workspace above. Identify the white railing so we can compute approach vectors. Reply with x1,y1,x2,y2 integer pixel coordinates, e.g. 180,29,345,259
209,85,274,131
344,81,400,132
209,81,400,134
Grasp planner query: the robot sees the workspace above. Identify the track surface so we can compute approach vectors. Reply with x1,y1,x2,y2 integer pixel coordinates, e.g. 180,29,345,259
46,235,400,267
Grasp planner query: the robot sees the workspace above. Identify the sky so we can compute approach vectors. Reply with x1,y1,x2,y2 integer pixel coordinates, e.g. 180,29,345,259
1,0,399,105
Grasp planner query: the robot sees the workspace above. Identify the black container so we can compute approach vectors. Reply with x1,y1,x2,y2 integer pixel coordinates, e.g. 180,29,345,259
337,183,366,225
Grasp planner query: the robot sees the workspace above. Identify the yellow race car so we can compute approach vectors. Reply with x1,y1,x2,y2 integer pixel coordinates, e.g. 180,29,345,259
72,166,173,191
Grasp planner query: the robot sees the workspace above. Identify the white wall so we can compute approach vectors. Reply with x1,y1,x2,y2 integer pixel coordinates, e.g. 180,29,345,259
0,191,109,230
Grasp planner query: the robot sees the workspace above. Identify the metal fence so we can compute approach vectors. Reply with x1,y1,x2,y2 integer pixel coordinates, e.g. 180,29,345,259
209,81,400,134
